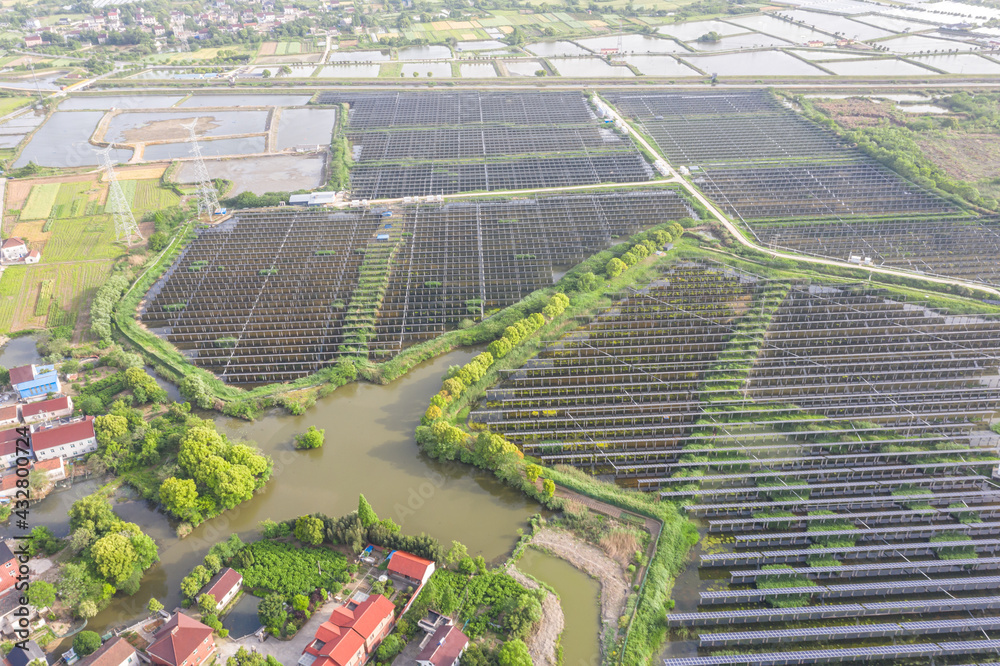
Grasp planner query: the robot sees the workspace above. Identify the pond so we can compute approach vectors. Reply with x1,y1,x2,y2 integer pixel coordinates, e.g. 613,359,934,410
173,155,326,194
14,111,132,168
658,20,747,42
328,50,390,63
275,108,338,150
680,50,828,76
518,549,601,666
782,9,895,40
142,136,266,161
550,57,635,77
398,45,452,60
179,94,313,108
401,62,453,78
789,49,871,61
455,40,506,52
622,55,700,76
910,53,1000,74
897,103,950,114
576,34,689,53
821,57,936,76
725,15,833,44
850,13,936,33
877,33,971,54
59,95,184,111
14,348,542,636
249,66,317,78
526,41,592,57
316,64,381,78
222,594,261,639
459,63,498,78
105,110,269,144
503,59,547,76
686,33,791,51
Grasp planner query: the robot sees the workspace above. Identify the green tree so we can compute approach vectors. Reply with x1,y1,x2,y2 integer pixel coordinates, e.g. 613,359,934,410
91,533,138,586
445,541,468,567
542,478,555,499
358,494,378,527
159,477,198,517
375,634,405,661
606,257,626,278
78,600,98,618
227,647,282,665
257,593,286,630
498,639,531,666
147,597,164,614
179,375,213,409
503,593,543,639
295,516,324,546
294,425,325,450
199,593,217,615
291,594,309,612
69,494,117,534
73,631,101,657
439,585,458,615
26,581,56,609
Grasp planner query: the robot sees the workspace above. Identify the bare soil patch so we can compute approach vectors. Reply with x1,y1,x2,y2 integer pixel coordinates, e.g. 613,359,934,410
256,53,324,64
258,42,278,56
121,116,220,143
916,131,1000,183
813,98,903,128
507,566,564,666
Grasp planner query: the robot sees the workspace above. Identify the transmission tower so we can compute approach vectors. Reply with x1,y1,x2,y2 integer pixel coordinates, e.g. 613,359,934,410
99,148,142,246
183,120,220,221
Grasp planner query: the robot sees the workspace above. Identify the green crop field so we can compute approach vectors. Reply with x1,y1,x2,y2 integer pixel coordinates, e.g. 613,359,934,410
21,183,60,220
0,96,29,117
132,179,180,212
51,181,94,218
42,216,124,264
0,267,24,332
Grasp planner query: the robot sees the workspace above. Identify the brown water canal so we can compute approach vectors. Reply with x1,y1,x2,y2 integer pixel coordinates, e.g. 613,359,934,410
7,346,545,636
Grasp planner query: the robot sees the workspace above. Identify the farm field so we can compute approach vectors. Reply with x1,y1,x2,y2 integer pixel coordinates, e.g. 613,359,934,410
20,183,60,220
0,260,112,333
0,95,30,117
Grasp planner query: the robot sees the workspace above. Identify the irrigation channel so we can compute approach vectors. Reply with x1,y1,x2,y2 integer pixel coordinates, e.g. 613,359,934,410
1,345,554,645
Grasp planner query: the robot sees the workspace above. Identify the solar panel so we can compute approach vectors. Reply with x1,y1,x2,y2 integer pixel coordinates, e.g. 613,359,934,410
700,539,1000,564
684,490,1000,513
700,617,1000,646
699,575,1000,601
660,476,987,497
663,639,1000,665
730,557,1000,580
734,521,1000,542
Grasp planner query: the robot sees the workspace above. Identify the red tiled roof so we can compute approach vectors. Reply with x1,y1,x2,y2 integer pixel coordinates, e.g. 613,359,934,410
26,251,39,259
1,238,24,250
387,551,434,581
21,396,69,419
148,613,213,666
7,366,33,386
79,637,138,666
31,417,94,452
416,624,469,666
0,429,24,457
0,406,16,423
203,567,242,602
316,628,364,666
33,457,62,473
348,594,394,640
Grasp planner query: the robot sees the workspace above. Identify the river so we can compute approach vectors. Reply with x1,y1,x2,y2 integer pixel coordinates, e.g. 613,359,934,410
5,345,543,637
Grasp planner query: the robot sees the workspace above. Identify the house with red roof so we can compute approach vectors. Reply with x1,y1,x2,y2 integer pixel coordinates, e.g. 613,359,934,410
0,239,27,262
387,551,435,587
147,613,215,666
21,395,72,424
31,416,96,461
0,457,65,500
79,636,140,666
0,430,22,469
24,251,39,265
300,594,395,666
416,623,469,666
0,407,17,429
0,544,18,595
201,567,242,612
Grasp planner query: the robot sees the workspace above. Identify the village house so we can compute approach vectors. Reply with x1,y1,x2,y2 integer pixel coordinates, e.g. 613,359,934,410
147,613,216,666
416,623,469,666
300,594,394,666
24,250,40,265
0,407,18,429
0,588,38,638
0,544,19,595
387,551,435,587
201,567,242,612
78,636,140,666
2,639,44,666
0,458,65,499
31,416,97,461
0,430,20,469
1,239,27,262
9,364,60,401
21,395,72,424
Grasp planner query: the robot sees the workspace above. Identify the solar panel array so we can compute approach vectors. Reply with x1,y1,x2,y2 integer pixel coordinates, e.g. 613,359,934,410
315,90,654,199
604,89,1000,288
468,259,1000,664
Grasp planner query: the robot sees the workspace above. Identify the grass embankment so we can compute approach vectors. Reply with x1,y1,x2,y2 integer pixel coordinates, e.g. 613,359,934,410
414,223,700,665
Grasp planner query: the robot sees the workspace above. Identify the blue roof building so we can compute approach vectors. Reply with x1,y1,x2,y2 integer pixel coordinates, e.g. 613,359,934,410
11,364,60,400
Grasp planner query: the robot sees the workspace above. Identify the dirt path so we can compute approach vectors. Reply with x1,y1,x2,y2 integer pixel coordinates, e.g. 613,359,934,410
531,527,629,650
506,566,564,666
